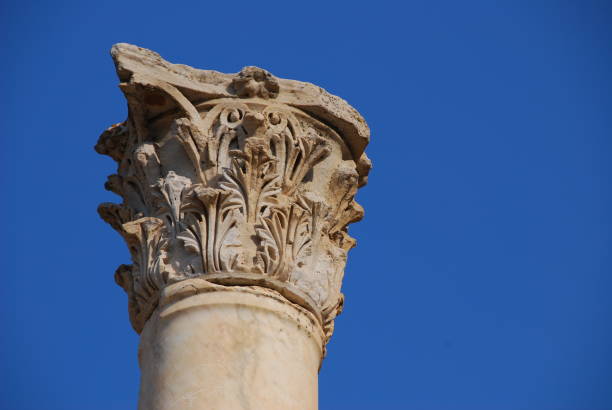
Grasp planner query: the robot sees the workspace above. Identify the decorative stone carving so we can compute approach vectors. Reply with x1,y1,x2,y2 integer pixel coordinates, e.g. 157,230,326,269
96,44,371,347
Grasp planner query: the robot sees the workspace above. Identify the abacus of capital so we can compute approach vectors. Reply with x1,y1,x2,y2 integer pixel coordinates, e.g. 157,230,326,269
96,43,371,410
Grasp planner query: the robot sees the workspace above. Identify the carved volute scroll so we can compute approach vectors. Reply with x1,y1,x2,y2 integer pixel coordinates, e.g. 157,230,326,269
96,44,371,347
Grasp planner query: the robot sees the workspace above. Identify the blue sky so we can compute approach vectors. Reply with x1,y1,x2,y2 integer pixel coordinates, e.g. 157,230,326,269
2,1,611,409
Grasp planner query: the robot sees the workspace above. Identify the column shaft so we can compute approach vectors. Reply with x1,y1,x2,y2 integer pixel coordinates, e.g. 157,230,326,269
138,282,323,410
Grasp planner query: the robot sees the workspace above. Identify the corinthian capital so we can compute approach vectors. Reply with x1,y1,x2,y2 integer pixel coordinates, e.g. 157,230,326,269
96,43,371,346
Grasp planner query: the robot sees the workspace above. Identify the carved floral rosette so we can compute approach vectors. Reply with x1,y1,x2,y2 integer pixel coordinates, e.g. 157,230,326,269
96,44,370,345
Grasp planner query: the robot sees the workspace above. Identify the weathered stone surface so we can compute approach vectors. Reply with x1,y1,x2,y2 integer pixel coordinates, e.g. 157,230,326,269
109,43,370,171
138,280,322,410
96,43,371,348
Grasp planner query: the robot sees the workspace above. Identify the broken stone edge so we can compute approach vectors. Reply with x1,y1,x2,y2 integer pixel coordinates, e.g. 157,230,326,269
110,43,371,184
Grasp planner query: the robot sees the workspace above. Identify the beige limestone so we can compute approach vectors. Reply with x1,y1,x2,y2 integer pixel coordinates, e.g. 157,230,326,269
139,280,322,410
96,43,370,409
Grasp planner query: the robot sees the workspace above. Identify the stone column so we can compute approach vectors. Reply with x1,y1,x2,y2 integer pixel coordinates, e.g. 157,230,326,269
96,43,371,410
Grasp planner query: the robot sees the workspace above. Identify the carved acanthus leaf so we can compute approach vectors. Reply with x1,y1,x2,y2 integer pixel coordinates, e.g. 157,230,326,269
256,202,311,281
153,171,191,236
98,78,367,341
220,138,280,224
98,202,134,233
178,186,242,274
95,122,128,161
328,166,364,251
121,217,169,318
